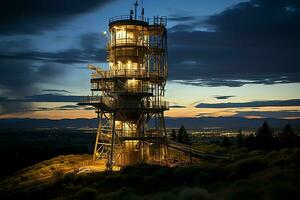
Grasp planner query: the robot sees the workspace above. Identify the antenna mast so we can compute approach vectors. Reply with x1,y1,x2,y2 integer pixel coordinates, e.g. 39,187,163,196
134,1,138,20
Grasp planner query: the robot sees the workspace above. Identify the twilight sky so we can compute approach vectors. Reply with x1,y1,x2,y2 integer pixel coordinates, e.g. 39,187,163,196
0,0,299,119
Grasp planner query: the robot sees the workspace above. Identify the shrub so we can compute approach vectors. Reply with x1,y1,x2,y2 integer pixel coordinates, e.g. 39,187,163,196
228,184,264,200
288,148,300,166
229,157,267,179
76,187,97,200
267,182,300,200
178,187,216,200
52,169,64,181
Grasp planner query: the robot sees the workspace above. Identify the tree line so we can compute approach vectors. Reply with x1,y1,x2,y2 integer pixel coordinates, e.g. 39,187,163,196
170,122,299,152
222,122,299,151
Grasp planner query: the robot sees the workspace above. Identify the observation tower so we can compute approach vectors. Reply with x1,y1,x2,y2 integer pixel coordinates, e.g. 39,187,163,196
79,2,169,170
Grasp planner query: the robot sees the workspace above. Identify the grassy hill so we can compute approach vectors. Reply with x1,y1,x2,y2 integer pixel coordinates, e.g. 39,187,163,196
1,147,299,200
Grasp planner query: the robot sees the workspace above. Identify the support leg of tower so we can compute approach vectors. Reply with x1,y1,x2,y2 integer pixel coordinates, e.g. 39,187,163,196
108,112,116,170
93,115,102,162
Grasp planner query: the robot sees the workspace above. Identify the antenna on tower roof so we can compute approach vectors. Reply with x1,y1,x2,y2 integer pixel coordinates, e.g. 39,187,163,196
130,9,133,20
134,1,138,20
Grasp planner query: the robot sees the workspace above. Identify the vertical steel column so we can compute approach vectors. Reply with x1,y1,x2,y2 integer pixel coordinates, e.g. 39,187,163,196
93,115,102,162
109,112,116,170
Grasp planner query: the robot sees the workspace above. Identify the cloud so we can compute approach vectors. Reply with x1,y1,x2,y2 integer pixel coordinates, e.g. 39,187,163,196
55,105,81,110
0,60,67,95
0,59,68,114
168,14,200,22
168,0,300,87
0,93,86,114
234,110,300,119
0,0,117,35
196,99,300,108
0,31,108,114
170,105,186,108
0,102,32,115
0,1,113,114
0,33,107,64
24,94,82,102
214,95,235,100
0,94,83,103
42,89,71,93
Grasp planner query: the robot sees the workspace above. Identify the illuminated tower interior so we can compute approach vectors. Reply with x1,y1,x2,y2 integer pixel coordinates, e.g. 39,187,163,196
79,3,169,170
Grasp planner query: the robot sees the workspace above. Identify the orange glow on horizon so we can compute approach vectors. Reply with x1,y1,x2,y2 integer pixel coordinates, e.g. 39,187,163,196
0,105,299,120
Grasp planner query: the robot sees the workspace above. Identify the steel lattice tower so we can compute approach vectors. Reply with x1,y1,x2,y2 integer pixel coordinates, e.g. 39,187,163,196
79,6,168,170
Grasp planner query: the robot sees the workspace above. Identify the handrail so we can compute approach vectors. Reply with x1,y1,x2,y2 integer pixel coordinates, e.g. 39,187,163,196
91,69,166,79
91,82,154,94
109,15,167,26
79,96,169,110
109,15,148,23
167,140,231,160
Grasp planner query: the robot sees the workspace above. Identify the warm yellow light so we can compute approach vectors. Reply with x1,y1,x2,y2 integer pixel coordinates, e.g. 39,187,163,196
115,120,122,129
128,79,138,87
127,60,132,69
117,61,122,68
116,30,126,39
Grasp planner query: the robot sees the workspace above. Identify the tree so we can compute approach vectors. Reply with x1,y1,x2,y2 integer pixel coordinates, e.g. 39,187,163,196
222,136,231,147
279,123,297,148
256,121,274,151
282,123,296,138
177,125,190,144
237,129,243,147
245,134,256,149
171,129,177,141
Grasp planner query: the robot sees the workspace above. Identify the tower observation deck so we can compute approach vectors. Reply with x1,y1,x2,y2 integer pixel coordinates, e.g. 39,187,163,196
79,5,169,170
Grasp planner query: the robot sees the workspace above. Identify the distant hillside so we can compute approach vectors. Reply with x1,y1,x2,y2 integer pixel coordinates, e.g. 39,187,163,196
0,117,299,129
165,117,300,129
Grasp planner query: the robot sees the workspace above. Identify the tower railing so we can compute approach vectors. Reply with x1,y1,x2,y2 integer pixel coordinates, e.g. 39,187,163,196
79,96,169,110
91,69,166,79
91,82,154,94
109,15,167,26
111,38,148,47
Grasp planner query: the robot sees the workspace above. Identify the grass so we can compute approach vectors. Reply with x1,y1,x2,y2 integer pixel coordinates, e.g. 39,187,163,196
1,146,299,199
0,154,94,192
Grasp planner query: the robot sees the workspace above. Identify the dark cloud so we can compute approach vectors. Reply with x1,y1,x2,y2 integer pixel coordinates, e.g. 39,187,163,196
30,104,84,112
0,33,107,64
1,103,88,114
169,105,186,108
0,59,68,114
0,60,67,95
55,105,81,110
0,93,84,114
0,32,106,114
24,94,82,102
0,94,83,103
214,95,235,100
234,110,300,119
168,14,199,22
196,99,300,108
0,0,113,114
52,104,94,111
42,89,71,93
168,0,300,86
0,102,32,115
0,0,117,35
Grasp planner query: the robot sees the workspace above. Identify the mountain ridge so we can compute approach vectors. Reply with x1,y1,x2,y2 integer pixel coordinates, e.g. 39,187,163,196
0,117,299,129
